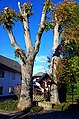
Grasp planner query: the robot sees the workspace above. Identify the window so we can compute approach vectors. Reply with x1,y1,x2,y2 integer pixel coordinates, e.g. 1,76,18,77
0,87,3,95
0,70,5,78
9,87,14,94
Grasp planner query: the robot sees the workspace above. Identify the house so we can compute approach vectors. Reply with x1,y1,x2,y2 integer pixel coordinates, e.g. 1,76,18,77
0,55,21,97
33,72,54,101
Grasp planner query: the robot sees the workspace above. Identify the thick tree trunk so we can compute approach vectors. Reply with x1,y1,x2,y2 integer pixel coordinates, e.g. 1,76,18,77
3,0,52,111
50,22,60,104
50,56,60,104
18,59,34,110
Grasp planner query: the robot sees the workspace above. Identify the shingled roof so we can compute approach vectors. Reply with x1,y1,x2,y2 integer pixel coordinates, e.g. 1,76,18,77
0,55,21,73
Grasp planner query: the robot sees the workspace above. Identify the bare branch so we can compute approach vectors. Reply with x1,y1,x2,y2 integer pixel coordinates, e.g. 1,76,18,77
34,0,51,53
53,22,59,53
18,2,33,54
18,2,22,13
7,29,27,63
7,29,20,50
23,16,33,54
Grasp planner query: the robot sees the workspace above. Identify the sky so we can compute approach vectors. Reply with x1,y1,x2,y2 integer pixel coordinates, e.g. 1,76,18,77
0,0,78,75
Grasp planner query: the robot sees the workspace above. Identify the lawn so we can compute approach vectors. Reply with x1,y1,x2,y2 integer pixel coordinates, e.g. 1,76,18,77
52,102,78,111
0,97,43,113
0,97,78,112
0,98,18,111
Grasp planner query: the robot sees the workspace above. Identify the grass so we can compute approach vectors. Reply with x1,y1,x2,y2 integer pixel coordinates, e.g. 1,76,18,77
0,99,18,111
66,95,79,102
0,98,43,113
52,102,69,111
0,97,78,112
52,102,78,111
30,106,43,113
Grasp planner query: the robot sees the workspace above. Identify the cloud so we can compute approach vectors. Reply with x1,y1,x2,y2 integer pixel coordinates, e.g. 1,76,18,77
33,55,50,75
33,65,45,75
35,56,48,63
33,64,50,75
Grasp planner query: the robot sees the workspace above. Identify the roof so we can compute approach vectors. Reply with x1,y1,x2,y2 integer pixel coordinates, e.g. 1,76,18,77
0,55,21,73
33,72,44,77
33,72,56,85
36,73,50,82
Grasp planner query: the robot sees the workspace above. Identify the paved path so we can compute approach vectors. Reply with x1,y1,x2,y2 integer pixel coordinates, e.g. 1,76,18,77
0,110,79,119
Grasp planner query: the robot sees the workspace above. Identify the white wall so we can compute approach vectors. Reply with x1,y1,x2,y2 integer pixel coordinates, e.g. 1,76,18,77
0,70,21,96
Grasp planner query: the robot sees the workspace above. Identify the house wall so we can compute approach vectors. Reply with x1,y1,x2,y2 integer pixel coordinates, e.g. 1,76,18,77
0,69,21,96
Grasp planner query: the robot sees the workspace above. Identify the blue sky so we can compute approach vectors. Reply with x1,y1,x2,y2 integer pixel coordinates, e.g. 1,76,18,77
0,0,78,75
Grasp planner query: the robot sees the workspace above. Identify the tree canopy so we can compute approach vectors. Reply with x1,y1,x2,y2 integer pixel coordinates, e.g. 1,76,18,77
50,0,79,102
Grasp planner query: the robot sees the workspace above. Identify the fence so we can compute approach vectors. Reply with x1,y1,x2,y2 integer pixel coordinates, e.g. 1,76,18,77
33,94,44,102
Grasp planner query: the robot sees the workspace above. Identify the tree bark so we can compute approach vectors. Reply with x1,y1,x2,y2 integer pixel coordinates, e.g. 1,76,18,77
18,58,34,110
7,29,20,50
50,21,60,104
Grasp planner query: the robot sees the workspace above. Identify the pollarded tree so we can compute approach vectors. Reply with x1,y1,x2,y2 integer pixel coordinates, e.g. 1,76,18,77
0,0,52,110
50,0,79,104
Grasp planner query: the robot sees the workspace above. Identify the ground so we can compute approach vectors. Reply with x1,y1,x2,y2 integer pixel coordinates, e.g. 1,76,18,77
0,97,79,119
0,110,79,119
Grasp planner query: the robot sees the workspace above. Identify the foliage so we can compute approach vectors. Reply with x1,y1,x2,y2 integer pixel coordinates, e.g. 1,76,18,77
56,56,79,100
56,53,79,84
0,2,33,29
16,2,33,22
62,25,79,42
68,56,79,80
22,2,32,15
51,0,79,101
56,58,69,84
0,8,16,29
61,40,79,58
44,22,54,31
40,0,53,31
61,25,79,58
66,94,79,102
44,0,53,12
67,56,79,97
58,43,79,100
16,13,23,22
53,0,79,27
50,73,53,79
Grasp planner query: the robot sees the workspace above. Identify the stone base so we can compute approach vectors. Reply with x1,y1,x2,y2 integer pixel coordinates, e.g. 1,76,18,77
38,101,52,110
